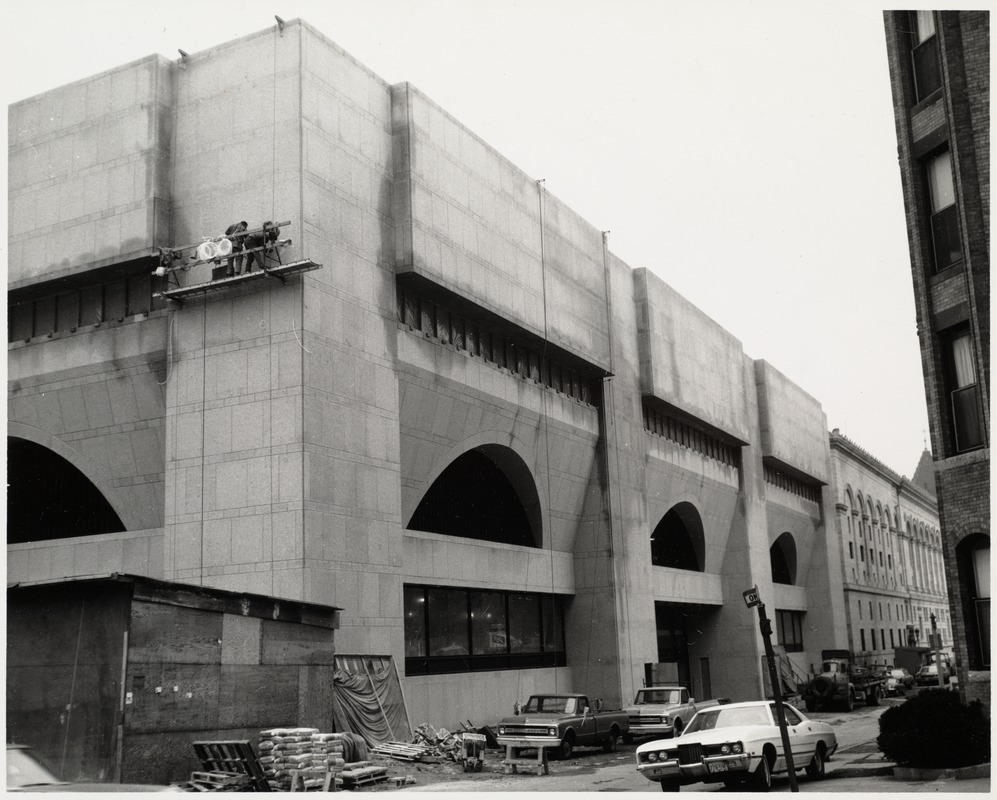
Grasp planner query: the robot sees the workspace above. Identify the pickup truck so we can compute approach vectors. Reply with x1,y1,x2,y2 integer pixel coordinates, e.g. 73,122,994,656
623,685,722,742
496,693,629,759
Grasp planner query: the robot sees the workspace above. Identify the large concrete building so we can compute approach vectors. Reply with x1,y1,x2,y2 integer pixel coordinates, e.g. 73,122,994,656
829,432,948,666
883,10,989,709
10,19,932,732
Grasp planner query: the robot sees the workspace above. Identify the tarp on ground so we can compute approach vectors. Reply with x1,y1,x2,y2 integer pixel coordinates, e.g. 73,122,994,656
332,654,412,746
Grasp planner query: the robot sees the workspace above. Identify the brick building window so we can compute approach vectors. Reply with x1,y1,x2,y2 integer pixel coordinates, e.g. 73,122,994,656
943,328,984,452
909,10,941,102
925,149,963,272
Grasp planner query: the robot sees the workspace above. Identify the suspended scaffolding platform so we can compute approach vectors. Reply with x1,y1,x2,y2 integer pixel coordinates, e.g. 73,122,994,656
156,259,322,305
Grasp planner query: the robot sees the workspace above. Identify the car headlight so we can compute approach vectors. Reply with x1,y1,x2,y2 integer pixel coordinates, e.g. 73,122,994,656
499,727,506,735
548,727,557,736
647,752,658,762
720,744,731,755
662,716,669,724
732,742,743,754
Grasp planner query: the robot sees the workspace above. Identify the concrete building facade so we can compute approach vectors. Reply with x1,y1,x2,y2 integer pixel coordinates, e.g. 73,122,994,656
829,432,948,667
883,10,990,710
11,19,881,730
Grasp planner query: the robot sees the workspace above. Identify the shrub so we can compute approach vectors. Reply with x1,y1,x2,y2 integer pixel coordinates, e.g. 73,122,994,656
877,689,990,769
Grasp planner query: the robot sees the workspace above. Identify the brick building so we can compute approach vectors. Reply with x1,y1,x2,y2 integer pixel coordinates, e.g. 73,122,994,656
883,10,990,710
9,19,928,734
829,432,948,667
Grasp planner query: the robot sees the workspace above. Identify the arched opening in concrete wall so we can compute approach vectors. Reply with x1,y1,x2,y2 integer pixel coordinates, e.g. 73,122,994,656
7,437,125,543
650,502,705,571
955,532,990,670
770,532,797,585
407,444,541,547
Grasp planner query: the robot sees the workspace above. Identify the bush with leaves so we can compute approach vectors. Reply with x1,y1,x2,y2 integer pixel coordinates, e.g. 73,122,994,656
877,689,990,769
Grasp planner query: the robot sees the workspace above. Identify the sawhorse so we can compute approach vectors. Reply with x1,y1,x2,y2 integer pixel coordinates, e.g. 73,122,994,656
502,744,550,776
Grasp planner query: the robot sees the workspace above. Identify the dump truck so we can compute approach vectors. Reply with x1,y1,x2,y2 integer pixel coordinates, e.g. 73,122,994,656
802,649,885,711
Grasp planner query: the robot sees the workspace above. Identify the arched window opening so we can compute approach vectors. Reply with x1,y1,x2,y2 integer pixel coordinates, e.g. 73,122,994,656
770,532,797,585
407,445,541,547
650,503,705,572
7,437,125,543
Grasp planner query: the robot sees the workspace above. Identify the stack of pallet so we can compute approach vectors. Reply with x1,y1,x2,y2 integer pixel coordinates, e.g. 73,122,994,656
257,728,347,791
369,741,431,762
338,760,389,788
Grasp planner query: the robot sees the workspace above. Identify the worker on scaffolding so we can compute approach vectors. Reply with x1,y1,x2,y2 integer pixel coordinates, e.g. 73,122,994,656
243,221,280,273
224,220,248,276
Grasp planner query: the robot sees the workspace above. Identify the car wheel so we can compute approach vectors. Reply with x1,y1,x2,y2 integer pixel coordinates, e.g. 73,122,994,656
845,691,855,711
866,685,881,706
805,698,817,713
602,731,618,753
659,778,681,792
805,748,825,780
558,734,574,760
753,753,773,791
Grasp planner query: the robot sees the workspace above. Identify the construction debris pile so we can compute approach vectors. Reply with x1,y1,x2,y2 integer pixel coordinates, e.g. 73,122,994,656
369,722,495,765
257,728,347,791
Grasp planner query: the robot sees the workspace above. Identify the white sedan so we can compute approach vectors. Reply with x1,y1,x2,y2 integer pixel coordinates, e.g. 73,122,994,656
635,700,837,791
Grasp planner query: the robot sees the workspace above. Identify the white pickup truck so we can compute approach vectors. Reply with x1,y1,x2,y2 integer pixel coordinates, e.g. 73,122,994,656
623,685,721,742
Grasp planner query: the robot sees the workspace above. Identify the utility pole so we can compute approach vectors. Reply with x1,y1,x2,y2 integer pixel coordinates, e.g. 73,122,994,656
931,612,944,688
743,587,798,792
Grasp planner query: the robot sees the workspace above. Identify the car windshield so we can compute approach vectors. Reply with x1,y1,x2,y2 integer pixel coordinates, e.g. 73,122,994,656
684,705,770,734
7,748,64,788
890,669,905,678
634,689,680,705
524,696,578,714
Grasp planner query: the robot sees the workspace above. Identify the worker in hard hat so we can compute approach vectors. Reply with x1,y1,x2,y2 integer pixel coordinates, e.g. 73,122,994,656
225,221,248,276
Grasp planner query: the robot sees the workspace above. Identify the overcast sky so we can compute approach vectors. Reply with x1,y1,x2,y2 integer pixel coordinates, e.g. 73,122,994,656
7,0,986,478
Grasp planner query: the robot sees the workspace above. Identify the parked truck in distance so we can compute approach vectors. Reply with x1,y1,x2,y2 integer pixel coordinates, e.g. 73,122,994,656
802,649,885,712
623,685,724,742
496,693,629,759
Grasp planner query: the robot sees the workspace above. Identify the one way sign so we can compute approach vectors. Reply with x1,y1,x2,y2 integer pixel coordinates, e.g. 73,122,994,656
742,587,760,608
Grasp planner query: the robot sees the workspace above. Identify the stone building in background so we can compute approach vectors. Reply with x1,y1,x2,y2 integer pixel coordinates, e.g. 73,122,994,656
8,19,935,737
883,10,990,711
829,432,948,667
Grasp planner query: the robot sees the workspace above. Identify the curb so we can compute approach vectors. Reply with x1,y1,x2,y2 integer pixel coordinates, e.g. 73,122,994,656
893,763,991,781
826,765,894,780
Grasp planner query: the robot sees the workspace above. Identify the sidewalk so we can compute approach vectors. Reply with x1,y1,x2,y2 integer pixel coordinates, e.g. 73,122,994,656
827,742,990,794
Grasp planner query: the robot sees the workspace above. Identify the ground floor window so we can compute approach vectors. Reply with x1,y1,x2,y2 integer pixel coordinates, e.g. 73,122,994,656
775,609,804,652
403,584,567,675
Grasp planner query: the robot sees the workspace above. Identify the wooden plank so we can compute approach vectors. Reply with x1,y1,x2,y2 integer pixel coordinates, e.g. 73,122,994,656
127,601,223,664
123,662,221,734
218,665,300,729
261,618,336,665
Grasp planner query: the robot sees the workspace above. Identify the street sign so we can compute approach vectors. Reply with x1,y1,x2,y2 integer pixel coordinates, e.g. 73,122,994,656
743,587,760,608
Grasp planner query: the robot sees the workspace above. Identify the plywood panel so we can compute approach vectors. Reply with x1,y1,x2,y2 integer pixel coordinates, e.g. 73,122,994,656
128,601,222,664
217,665,300,729
123,662,221,734
297,665,336,731
261,618,336,665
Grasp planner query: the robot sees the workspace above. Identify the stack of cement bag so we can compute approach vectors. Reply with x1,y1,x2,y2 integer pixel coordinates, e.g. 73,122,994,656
257,728,347,791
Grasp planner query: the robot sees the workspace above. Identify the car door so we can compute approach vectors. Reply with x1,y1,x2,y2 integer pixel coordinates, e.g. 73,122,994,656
783,704,820,769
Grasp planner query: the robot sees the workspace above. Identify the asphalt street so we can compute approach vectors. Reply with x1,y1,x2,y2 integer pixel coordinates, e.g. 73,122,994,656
395,698,990,793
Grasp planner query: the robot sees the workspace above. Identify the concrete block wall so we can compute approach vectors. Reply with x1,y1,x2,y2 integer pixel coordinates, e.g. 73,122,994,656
634,268,750,442
7,530,164,584
162,24,308,599
754,360,830,482
297,23,403,657
8,55,173,289
8,315,169,542
392,86,611,371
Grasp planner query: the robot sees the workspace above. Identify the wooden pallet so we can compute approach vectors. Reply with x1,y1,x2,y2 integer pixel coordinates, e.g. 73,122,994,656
370,742,430,761
340,765,388,788
192,740,271,792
